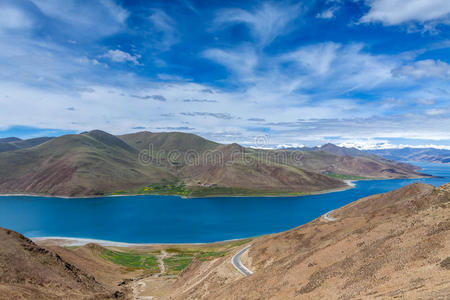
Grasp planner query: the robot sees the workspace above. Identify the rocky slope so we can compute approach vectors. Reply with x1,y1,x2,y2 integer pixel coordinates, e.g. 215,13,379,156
169,183,450,299
0,228,123,299
0,130,175,196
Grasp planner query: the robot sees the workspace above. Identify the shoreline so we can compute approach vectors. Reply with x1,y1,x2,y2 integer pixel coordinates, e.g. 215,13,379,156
28,184,359,247
21,178,446,247
1,174,432,199
31,236,248,247
0,180,357,199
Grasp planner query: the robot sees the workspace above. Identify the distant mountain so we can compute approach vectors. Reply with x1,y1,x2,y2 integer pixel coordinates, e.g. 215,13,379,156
367,148,450,164
282,143,373,157
280,143,424,179
317,143,371,157
0,136,54,153
0,131,426,197
0,137,22,143
284,143,450,164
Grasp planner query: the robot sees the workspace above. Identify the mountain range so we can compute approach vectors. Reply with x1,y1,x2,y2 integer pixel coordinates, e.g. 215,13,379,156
0,130,426,197
367,147,450,164
284,143,450,164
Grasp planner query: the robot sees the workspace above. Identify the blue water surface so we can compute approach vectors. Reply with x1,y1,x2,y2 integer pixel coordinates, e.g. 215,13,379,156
0,162,449,243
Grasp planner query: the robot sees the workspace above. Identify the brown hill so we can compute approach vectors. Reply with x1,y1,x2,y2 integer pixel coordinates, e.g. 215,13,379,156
168,183,450,299
180,143,345,194
118,131,219,153
0,130,425,197
0,228,122,299
0,130,175,196
281,143,424,179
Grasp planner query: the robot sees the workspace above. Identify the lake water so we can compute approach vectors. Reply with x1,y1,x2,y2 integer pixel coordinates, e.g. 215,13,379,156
0,162,449,243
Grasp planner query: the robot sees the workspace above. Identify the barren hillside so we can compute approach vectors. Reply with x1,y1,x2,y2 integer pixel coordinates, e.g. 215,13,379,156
167,183,450,299
0,228,124,299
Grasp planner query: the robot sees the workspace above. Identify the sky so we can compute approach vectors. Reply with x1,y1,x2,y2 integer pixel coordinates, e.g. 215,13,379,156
0,0,449,149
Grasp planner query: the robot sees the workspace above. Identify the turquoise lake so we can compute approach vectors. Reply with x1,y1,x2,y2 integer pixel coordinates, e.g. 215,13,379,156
0,162,449,243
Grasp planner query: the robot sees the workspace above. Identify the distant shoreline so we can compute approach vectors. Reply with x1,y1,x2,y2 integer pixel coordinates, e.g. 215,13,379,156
0,180,357,199
1,175,436,199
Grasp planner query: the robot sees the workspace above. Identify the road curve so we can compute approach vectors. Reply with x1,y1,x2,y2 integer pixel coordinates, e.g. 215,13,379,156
231,245,253,276
323,210,337,221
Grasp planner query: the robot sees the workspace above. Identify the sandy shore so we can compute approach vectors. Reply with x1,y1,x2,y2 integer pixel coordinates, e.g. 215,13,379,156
31,236,245,247
344,180,356,187
32,237,146,247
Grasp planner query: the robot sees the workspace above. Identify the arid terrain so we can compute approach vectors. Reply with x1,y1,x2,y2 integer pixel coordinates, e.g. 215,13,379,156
156,182,450,299
1,182,449,299
0,228,123,299
0,130,426,197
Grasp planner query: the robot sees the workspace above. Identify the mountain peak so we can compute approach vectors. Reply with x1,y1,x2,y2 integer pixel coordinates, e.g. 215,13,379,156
86,130,137,152
320,143,340,149
319,143,368,157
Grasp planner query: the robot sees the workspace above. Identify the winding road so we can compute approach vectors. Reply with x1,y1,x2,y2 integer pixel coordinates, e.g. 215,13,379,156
231,245,253,276
323,210,337,221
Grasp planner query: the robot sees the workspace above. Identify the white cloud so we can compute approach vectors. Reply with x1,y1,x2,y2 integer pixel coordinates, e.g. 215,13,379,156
1,77,450,147
282,42,396,91
179,0,199,14
0,2,448,148
337,140,450,150
425,108,448,115
392,59,450,79
360,0,450,25
101,50,141,65
0,5,32,30
99,0,129,23
414,98,435,105
30,0,129,38
148,9,178,49
275,143,305,149
157,73,189,81
214,2,302,46
316,6,339,19
202,47,258,78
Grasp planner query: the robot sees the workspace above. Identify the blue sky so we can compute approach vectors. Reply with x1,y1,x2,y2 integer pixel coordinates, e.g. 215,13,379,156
0,0,449,149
